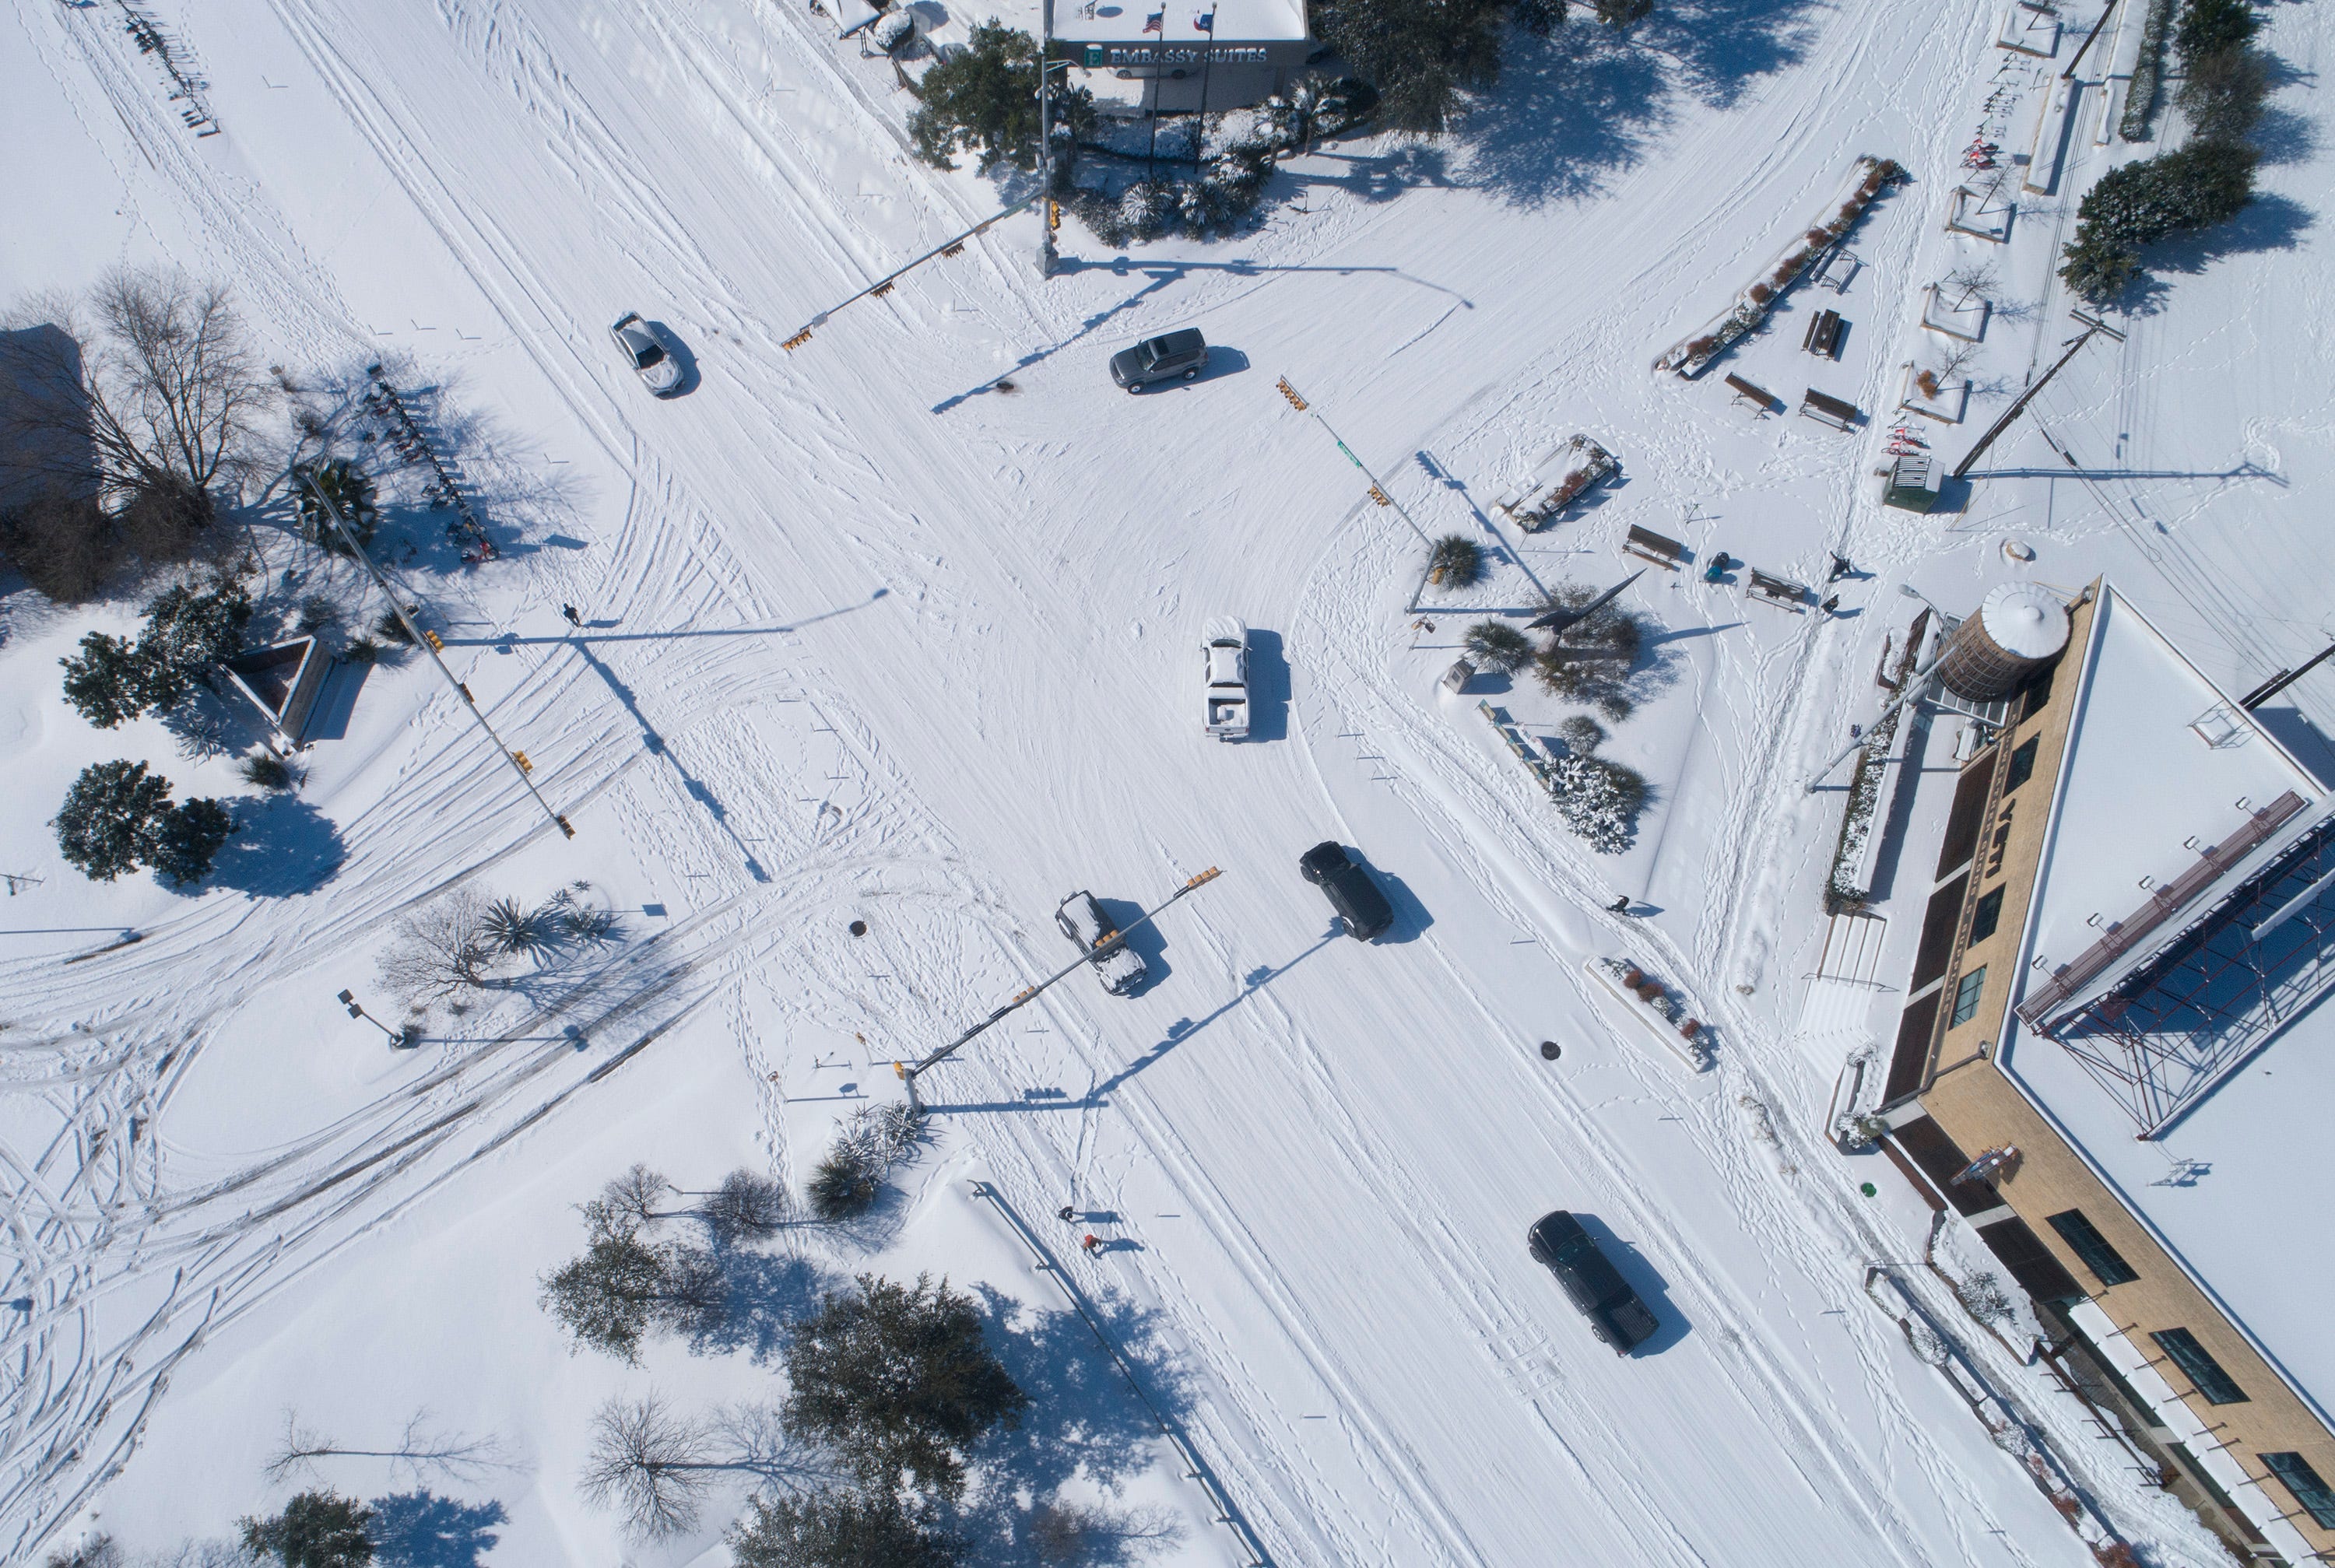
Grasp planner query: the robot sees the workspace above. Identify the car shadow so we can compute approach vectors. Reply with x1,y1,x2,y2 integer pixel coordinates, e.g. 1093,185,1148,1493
643,321,700,396
1243,627,1290,742
1346,851,1432,943
1093,896,1171,993
1571,1211,1687,1356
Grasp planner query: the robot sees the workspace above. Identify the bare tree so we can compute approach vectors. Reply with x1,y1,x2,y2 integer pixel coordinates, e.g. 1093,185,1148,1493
586,1163,677,1236
581,1392,720,1542
1929,339,1980,384
1941,261,2000,303
703,1169,787,1244
376,886,493,1005
264,1406,518,1488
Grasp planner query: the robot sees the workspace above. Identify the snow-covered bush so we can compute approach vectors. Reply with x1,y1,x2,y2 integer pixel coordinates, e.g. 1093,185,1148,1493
1463,619,1533,672
293,457,377,554
1548,752,1648,854
809,1102,926,1220
1427,534,1484,587
1558,714,1606,754
869,8,917,54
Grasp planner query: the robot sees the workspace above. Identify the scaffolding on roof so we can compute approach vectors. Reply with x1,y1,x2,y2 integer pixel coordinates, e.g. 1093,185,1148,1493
2039,806,2335,1138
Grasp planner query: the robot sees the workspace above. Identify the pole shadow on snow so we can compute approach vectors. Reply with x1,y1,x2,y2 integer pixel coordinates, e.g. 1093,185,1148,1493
570,640,769,882
446,588,889,647
932,260,1462,413
365,1491,506,1568
923,932,1340,1114
1568,1212,1687,1356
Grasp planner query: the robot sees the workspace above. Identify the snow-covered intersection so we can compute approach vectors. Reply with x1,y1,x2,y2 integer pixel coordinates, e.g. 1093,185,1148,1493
2,0,2323,1560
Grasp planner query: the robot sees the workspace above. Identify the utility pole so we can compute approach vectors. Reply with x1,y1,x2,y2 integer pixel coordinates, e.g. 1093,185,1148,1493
896,867,1222,1108
1038,2,1060,279
1274,377,1431,545
1951,311,2125,480
296,466,574,839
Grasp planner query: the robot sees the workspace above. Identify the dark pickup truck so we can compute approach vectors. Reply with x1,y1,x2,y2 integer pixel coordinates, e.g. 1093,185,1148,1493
1526,1210,1659,1355
1298,841,1393,941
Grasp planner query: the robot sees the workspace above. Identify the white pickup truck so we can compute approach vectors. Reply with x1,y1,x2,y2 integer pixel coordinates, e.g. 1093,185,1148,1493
1203,618,1249,740
1055,892,1148,995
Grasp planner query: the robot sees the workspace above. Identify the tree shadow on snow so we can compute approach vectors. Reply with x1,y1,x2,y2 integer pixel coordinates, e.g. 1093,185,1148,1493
366,1491,505,1568
689,1244,837,1366
2118,192,2316,317
203,795,348,896
1453,0,1827,206
943,1286,1193,1566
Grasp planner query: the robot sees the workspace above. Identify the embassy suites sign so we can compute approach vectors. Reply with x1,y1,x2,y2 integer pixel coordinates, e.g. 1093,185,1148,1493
1081,41,1273,65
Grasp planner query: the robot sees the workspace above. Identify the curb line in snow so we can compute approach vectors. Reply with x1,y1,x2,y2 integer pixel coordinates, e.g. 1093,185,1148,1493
970,1180,1272,1567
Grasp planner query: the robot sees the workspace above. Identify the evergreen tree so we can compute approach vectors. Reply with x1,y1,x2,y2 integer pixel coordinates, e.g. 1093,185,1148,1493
1313,0,1512,133
240,1491,376,1568
1548,753,1649,854
58,633,154,729
137,579,252,708
294,458,379,555
729,1487,961,1568
539,1231,726,1362
142,797,234,886
907,23,1094,173
1462,620,1533,673
2175,0,2257,65
781,1274,1027,1502
53,760,174,882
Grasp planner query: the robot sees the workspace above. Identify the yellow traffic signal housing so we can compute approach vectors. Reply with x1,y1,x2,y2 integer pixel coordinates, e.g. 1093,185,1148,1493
1275,377,1308,411
422,629,445,652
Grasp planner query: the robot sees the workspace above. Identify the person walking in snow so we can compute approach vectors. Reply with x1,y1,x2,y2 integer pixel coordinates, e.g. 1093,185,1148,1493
560,604,581,627
1081,1233,1101,1254
1608,895,1632,916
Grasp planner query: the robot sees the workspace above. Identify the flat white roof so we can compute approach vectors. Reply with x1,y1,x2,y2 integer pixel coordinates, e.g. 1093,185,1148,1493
1048,0,1308,44
2000,585,2335,1426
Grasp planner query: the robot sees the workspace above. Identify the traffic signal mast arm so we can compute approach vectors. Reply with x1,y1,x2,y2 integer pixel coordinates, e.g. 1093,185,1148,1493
294,465,575,839
785,195,1041,349
1274,377,1431,545
898,867,1223,1104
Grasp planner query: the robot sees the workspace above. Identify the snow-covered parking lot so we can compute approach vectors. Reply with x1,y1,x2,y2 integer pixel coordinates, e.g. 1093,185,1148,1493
4,0,2331,1561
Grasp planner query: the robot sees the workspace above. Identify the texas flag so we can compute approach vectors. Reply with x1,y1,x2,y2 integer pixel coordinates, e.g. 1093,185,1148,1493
1192,8,1215,27
1141,7,1162,30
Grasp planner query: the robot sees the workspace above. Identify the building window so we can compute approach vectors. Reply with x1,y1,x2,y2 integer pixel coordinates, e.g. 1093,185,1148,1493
2005,737,2040,791
2045,1208,2138,1287
1970,887,2006,945
2151,1328,2249,1405
2262,1452,2335,1530
1951,966,1987,1026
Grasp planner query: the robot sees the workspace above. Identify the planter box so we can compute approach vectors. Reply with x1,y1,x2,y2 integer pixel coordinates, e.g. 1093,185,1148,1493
1945,184,2013,242
1656,155,1903,377
1897,363,1968,423
1997,2,2059,56
1920,285,1989,342
1491,434,1617,532
1585,957,1711,1072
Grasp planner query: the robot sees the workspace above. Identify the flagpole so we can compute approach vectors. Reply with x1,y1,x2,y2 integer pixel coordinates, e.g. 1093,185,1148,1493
1141,4,1163,180
1194,8,1216,167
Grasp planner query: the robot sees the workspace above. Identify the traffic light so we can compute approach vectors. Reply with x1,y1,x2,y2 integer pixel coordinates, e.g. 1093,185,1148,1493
512,749,533,773
1048,199,1062,233
1275,377,1308,411
422,629,445,652
1368,486,1391,507
781,328,813,351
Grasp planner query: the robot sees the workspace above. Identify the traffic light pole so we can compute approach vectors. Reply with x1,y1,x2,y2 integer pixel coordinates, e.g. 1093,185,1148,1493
1274,377,1431,545
295,465,574,839
897,867,1222,1108
782,195,1041,350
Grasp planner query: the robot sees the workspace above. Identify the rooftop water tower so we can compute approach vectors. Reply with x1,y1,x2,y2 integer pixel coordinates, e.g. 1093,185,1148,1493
1936,583,2070,700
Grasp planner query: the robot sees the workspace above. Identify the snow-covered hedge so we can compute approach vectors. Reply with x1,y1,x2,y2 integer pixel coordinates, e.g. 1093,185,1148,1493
1654,156,1904,378
2120,0,2178,142
1549,752,1649,854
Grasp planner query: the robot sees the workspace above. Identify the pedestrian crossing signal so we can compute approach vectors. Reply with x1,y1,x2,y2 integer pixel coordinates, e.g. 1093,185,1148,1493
1368,486,1391,507
422,629,445,652
1275,377,1308,411
781,328,813,351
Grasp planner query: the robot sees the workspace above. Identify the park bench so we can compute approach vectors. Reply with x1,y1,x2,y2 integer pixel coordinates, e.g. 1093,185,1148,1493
1623,525,1687,570
1800,388,1860,430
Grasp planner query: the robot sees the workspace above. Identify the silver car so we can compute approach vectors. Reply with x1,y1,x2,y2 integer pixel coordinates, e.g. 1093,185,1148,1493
610,312,683,395
1055,891,1148,995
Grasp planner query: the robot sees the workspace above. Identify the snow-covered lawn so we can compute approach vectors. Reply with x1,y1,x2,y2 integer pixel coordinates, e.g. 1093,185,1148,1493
3,0,2329,1562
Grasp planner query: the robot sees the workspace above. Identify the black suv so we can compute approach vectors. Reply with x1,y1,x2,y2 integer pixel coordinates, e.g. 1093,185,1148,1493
1527,1211,1659,1355
1298,841,1393,941
1109,328,1209,391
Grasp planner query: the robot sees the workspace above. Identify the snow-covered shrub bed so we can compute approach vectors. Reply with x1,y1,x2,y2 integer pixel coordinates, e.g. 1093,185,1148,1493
1549,752,1649,854
1825,619,1926,912
1592,956,1710,1066
1062,78,1376,244
2120,0,2178,141
1654,156,1904,377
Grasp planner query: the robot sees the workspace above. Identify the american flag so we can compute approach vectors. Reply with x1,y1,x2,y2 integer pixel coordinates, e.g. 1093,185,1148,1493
1142,8,1162,30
